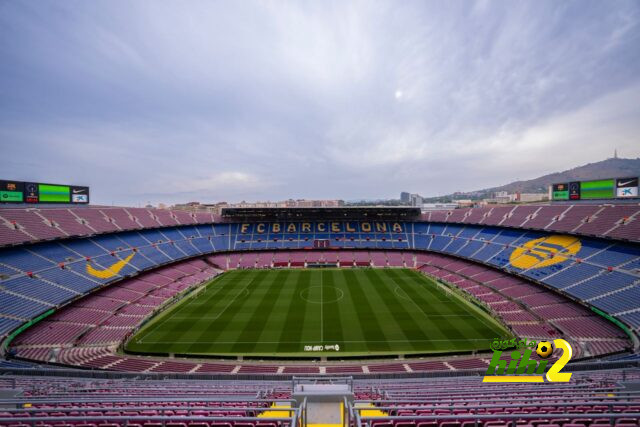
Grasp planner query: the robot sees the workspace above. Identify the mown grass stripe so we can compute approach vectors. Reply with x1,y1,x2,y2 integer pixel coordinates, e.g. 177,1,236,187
342,269,391,352
276,270,312,352
357,269,417,349
243,269,300,348
396,269,499,349
322,270,344,345
383,269,454,349
230,269,291,353
125,268,510,357
408,270,507,338
332,270,367,353
136,270,254,349
183,270,272,354
365,269,433,351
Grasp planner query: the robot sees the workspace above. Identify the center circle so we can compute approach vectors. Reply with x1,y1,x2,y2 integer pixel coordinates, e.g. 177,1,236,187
300,286,344,304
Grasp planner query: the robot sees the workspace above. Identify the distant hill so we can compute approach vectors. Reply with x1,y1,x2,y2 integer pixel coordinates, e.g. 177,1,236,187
424,157,640,202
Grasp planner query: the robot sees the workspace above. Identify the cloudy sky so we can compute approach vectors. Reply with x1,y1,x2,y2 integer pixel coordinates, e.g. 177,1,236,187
1,0,639,206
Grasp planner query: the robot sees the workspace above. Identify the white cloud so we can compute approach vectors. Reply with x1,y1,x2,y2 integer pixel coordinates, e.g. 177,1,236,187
162,171,271,194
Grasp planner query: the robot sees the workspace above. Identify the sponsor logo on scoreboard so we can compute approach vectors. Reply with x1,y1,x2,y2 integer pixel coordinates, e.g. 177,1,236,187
568,181,580,200
70,186,89,203
0,181,24,203
616,177,638,198
0,191,22,202
24,182,39,203
551,183,569,200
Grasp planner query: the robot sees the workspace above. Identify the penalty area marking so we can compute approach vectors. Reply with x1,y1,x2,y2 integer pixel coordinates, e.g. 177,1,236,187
136,277,254,344
170,289,250,320
410,273,506,337
428,281,508,337
394,285,451,303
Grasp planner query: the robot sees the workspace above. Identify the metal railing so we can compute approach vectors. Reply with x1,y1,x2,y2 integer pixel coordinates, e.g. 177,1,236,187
350,397,640,427
352,412,640,427
0,397,302,426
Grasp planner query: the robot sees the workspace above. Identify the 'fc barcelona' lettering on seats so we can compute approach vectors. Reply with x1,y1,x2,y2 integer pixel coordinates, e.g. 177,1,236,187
238,222,406,234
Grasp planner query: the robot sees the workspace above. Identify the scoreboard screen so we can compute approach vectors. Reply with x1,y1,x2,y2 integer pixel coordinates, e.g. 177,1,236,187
0,180,89,204
38,184,71,203
551,177,638,201
580,179,615,200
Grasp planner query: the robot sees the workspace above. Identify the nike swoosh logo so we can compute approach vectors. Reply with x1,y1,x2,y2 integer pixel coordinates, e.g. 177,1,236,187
617,179,637,187
72,189,85,194
86,252,135,279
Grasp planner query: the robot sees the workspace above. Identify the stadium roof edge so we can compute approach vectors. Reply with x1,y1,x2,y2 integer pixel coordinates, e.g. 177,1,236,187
220,206,421,221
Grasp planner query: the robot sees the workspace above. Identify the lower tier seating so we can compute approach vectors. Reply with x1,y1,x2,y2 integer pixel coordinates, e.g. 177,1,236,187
8,250,632,375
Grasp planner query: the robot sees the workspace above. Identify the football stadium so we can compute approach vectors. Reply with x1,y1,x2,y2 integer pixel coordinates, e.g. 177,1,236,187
2,0,640,426
0,201,639,425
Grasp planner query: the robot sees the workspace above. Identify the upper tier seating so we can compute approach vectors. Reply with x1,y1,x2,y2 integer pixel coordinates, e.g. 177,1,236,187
0,207,218,247
2,204,639,249
420,204,640,243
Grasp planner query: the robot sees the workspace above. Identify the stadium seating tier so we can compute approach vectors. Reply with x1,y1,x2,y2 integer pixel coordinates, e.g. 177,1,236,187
0,205,638,375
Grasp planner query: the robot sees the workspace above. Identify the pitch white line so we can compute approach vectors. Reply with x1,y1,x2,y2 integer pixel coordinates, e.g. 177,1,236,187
320,270,324,342
166,310,467,320
394,285,450,303
171,289,250,319
135,278,222,344
415,274,504,335
200,277,256,322
299,286,344,304
137,275,252,344
139,338,492,344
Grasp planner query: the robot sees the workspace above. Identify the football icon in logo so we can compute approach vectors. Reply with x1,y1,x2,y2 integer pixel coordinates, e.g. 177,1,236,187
536,341,553,358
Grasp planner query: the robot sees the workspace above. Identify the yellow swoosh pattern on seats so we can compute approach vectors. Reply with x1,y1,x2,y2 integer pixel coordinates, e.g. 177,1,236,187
509,235,581,269
86,252,135,279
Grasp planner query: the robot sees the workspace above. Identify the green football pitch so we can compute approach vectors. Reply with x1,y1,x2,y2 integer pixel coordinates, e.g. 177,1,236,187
126,268,510,358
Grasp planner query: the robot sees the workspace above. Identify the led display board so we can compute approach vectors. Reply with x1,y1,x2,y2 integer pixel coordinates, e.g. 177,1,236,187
551,177,639,201
0,180,89,204
551,183,569,200
580,179,615,200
